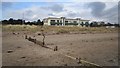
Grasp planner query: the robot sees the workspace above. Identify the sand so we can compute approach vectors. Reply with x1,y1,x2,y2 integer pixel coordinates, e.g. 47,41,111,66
2,30,118,66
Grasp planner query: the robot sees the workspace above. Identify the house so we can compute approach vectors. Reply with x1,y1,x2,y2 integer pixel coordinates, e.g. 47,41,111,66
43,17,90,26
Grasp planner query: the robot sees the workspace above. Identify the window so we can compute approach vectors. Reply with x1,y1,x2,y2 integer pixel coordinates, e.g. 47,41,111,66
51,20,55,22
73,21,77,23
65,21,68,23
57,20,59,23
60,20,62,23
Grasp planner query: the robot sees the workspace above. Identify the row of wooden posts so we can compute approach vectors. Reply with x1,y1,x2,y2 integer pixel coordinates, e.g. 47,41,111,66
25,35,58,51
24,35,101,67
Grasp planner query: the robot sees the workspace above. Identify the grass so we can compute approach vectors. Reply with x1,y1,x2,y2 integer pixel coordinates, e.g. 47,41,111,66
2,25,119,33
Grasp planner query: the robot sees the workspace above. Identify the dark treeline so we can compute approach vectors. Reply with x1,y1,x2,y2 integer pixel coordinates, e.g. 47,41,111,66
89,21,120,27
80,21,119,27
1,18,44,26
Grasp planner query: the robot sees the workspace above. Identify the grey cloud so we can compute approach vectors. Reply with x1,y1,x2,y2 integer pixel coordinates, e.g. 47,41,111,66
87,2,118,23
48,13,55,16
67,11,79,17
119,2,120,24
50,4,64,12
41,4,64,12
87,2,106,17
102,5,118,23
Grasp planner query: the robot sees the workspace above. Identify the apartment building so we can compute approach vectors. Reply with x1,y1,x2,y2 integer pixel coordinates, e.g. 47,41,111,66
43,17,90,26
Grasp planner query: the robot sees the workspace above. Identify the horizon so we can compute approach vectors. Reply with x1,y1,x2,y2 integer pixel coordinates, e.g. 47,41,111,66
0,17,118,24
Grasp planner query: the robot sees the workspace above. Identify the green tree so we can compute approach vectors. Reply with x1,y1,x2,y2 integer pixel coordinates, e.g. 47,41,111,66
81,22,84,27
37,19,41,25
9,18,14,24
85,22,89,27
100,22,105,26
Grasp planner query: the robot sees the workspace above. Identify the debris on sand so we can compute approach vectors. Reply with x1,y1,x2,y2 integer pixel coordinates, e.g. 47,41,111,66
71,51,74,53
70,43,73,45
21,56,26,59
29,45,32,46
25,59,29,61
13,32,16,35
84,58,87,60
33,36,35,37
108,59,116,63
85,40,88,42
110,38,113,40
27,37,37,44
13,32,19,35
38,33,41,35
63,63,67,66
82,40,88,42
55,61,58,63
17,46,21,48
46,43,54,45
24,33,26,34
7,50,13,53
35,32,42,35
81,33,87,34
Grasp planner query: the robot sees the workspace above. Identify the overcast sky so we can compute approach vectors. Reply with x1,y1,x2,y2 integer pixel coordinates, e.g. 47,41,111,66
1,0,119,23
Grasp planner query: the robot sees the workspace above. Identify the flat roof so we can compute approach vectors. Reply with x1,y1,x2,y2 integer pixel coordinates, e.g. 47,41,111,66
45,17,90,21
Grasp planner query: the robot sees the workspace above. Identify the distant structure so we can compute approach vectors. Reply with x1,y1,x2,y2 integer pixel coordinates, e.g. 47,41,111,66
43,17,90,26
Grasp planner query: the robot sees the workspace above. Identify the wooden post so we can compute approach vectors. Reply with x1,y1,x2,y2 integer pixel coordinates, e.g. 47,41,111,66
25,35,27,39
28,37,32,41
76,57,81,64
42,33,45,46
54,46,58,51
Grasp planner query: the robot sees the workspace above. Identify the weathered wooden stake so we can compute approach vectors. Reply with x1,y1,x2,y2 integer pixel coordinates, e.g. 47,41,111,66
54,46,58,51
25,35,27,39
41,26,46,46
76,57,81,64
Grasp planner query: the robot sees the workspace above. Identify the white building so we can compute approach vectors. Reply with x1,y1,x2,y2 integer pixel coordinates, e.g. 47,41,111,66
43,17,90,26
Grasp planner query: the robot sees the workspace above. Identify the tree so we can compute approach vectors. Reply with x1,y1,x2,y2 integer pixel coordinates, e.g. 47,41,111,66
2,20,8,25
81,22,84,27
41,21,44,25
85,22,89,27
93,22,98,27
100,21,105,26
90,22,98,27
16,19,22,25
1,18,45,25
114,23,119,27
25,21,31,25
37,19,41,25
106,23,113,26
90,22,93,27
9,18,14,24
